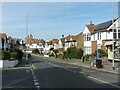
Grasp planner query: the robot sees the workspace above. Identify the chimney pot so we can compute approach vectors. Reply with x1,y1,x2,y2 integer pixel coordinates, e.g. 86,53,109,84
90,21,92,24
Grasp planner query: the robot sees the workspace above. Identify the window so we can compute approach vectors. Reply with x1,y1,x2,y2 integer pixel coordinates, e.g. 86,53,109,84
87,34,91,41
84,34,86,41
98,33,99,40
118,30,120,39
113,29,117,39
84,34,91,41
100,33,101,40
94,34,95,40
98,32,101,40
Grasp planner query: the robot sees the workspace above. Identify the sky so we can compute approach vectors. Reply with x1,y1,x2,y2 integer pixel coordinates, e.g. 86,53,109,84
1,2,118,40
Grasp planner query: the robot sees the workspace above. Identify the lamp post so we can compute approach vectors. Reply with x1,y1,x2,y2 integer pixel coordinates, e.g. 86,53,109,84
26,12,30,61
112,0,115,70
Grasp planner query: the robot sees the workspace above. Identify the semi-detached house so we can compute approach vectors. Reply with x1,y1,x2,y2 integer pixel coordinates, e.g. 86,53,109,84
83,18,120,61
0,33,8,50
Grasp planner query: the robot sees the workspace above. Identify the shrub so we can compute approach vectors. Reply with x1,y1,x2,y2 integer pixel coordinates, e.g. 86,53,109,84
0,50,10,60
57,53,63,59
75,48,84,59
84,54,90,61
0,49,23,60
10,52,18,60
98,49,107,58
32,49,40,54
49,53,55,57
53,49,59,58
15,49,23,60
65,47,77,59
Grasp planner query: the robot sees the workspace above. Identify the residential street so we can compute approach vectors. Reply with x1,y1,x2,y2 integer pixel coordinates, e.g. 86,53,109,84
2,55,120,89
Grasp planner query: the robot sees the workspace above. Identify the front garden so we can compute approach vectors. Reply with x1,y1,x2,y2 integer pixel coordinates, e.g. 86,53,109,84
0,49,23,68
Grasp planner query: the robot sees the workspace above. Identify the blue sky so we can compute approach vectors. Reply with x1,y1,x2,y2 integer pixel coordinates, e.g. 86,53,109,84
2,2,118,40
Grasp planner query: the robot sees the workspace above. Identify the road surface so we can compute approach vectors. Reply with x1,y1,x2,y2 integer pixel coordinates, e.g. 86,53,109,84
2,55,120,89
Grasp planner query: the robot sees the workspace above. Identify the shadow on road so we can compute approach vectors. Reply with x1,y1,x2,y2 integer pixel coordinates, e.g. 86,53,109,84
33,66,119,88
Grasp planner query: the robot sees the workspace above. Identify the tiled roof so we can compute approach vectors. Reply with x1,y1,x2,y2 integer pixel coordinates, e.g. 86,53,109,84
65,35,78,42
86,24,96,34
0,33,7,39
71,36,77,41
51,39,59,44
65,35,71,41
46,41,52,45
27,39,40,45
76,32,83,37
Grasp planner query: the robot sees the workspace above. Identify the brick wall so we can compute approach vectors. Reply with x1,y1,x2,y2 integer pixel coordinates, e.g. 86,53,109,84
102,40,107,52
91,41,97,54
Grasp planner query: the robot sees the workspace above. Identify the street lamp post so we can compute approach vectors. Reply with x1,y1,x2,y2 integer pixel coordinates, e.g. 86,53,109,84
26,12,30,61
112,0,115,70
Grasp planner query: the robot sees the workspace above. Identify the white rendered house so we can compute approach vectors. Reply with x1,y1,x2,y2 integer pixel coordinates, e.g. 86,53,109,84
83,18,120,60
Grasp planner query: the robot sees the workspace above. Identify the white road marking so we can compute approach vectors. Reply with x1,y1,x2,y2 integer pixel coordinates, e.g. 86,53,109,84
29,60,40,90
88,76,120,88
47,62,63,68
64,68,77,73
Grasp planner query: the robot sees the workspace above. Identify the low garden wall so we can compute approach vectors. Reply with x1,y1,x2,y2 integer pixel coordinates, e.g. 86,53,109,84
0,60,18,68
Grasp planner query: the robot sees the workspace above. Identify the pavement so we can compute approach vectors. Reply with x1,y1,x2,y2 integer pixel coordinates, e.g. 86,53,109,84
32,54,119,74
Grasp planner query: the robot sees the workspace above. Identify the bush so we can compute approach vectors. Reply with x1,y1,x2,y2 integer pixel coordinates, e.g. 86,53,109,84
57,53,63,59
10,52,18,60
32,49,40,54
98,49,107,58
15,49,23,60
84,54,90,61
0,50,10,60
49,53,55,57
65,47,77,59
53,50,59,58
75,48,84,59
0,49,23,60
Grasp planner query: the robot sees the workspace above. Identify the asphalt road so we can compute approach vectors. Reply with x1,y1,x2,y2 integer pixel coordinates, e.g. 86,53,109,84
2,55,120,89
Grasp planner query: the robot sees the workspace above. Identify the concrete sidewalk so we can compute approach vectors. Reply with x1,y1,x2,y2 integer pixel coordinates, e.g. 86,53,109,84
32,54,119,74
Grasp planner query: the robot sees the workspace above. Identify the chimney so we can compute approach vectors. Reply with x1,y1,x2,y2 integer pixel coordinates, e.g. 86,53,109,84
90,21,92,24
62,35,64,38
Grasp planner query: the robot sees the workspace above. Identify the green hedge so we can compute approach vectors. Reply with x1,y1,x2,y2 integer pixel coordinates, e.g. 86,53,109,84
0,50,10,60
10,52,17,60
0,49,23,60
32,49,40,54
15,49,23,60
